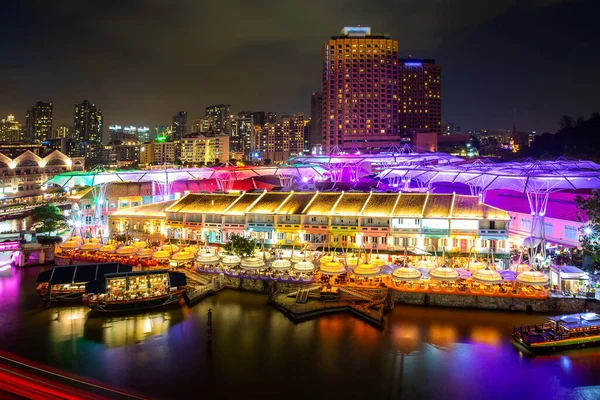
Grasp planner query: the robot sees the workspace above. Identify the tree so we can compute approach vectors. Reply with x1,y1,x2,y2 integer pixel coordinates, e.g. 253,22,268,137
575,190,600,264
222,234,257,257
32,204,70,237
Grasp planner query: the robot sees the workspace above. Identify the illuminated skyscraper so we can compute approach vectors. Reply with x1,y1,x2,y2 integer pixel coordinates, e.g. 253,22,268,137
52,124,71,140
322,27,399,152
73,100,103,143
230,112,255,160
25,101,53,142
399,58,442,136
205,104,230,133
171,111,188,141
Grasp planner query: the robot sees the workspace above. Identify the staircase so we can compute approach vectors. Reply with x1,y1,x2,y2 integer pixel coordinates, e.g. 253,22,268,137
338,286,375,302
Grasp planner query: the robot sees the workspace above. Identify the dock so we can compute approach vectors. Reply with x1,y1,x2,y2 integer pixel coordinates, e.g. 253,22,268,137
183,270,226,304
270,285,389,328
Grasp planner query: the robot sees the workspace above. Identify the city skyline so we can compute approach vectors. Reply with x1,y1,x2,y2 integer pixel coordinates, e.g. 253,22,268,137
1,0,599,134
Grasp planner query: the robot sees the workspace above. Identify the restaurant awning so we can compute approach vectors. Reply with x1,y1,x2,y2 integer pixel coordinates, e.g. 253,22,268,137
37,263,132,284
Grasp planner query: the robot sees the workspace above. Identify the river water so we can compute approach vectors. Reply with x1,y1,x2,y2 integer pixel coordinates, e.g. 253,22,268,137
1,265,600,399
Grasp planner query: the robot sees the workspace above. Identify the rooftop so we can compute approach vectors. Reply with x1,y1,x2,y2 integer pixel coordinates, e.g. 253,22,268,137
112,200,176,218
166,193,239,214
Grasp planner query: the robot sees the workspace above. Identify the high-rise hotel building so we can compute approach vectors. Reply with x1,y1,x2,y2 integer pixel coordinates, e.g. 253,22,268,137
322,27,399,152
399,58,442,136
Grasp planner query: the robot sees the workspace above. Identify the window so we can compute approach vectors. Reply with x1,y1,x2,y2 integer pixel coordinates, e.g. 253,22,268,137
564,226,578,241
521,218,532,231
84,204,92,210
84,216,92,225
544,222,553,236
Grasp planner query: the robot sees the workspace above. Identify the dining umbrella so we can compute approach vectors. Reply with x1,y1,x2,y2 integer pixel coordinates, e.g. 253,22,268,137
240,257,266,270
472,268,503,285
270,258,292,271
161,244,180,254
220,254,241,267
294,260,315,272
116,245,138,255
516,270,549,286
392,266,422,281
133,241,147,249
137,248,155,258
98,244,116,253
152,250,171,260
429,265,459,281
319,259,347,275
197,251,221,265
79,242,101,251
60,240,80,250
353,262,382,277
171,251,196,262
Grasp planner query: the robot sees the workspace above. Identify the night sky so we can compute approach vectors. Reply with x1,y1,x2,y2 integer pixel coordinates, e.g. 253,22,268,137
1,0,598,135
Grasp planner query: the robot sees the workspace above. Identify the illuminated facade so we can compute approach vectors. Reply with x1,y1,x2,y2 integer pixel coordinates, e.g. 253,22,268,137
258,113,306,162
25,101,53,142
310,92,323,150
0,149,83,200
73,100,103,144
229,113,255,160
181,134,230,165
0,115,23,143
322,27,399,152
204,104,230,133
148,191,510,257
399,58,442,136
52,124,71,140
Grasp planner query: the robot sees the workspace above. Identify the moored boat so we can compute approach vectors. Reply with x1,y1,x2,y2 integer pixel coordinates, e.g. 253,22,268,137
36,263,133,302
83,270,187,313
512,313,600,353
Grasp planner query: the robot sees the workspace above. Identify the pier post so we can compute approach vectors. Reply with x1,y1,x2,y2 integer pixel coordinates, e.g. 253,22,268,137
206,308,213,344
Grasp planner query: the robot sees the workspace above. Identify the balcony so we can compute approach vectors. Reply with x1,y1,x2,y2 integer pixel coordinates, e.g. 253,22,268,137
479,229,508,238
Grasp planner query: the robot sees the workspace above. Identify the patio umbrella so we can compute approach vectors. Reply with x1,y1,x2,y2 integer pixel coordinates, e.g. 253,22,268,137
152,250,171,260
220,254,241,267
197,251,221,265
353,262,382,277
319,259,346,275
510,263,532,273
270,258,292,271
290,251,312,263
79,242,101,251
137,248,155,258
60,240,80,250
472,268,503,285
294,260,315,272
116,245,138,255
98,244,116,253
516,270,549,286
429,265,459,281
161,244,180,254
240,257,265,270
392,266,422,281
171,251,195,262
133,241,147,249
468,261,486,272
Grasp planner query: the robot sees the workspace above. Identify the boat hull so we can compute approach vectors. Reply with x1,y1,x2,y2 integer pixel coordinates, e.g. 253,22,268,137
512,333,600,354
85,289,185,313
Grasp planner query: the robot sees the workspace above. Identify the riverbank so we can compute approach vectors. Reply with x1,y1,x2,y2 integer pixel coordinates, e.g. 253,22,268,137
198,272,598,315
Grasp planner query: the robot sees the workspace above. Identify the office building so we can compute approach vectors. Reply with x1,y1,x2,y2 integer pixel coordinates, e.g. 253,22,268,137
171,111,188,141
205,104,230,133
109,125,150,142
399,58,442,136
181,133,230,165
267,112,277,124
258,113,305,162
230,113,255,161
104,138,141,167
322,27,399,152
73,100,103,144
25,101,53,142
52,125,71,140
154,125,171,141
310,92,323,150
0,115,23,142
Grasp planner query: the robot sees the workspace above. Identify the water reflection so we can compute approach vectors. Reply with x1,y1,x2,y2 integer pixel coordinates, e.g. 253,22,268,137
83,311,184,348
1,267,600,399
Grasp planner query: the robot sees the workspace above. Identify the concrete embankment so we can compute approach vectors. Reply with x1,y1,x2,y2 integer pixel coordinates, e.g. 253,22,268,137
392,291,599,313
197,272,599,314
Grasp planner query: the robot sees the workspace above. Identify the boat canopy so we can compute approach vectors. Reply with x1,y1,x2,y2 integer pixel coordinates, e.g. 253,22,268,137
549,313,600,330
84,270,187,294
36,263,132,285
